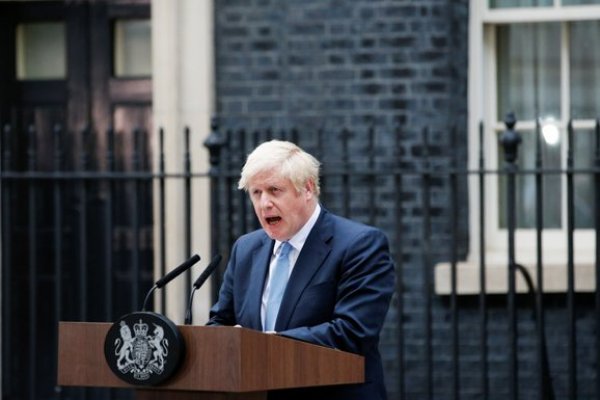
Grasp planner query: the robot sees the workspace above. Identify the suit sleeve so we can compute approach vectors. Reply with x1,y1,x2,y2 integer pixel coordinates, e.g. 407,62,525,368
277,228,395,355
206,241,238,326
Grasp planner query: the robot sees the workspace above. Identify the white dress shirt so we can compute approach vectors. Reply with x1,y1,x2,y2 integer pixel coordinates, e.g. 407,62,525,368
260,203,321,330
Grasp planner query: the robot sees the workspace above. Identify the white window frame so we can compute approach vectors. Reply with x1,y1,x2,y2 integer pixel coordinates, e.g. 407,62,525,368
435,0,600,295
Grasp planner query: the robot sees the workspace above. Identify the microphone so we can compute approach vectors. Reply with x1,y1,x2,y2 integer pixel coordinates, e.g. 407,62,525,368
184,254,222,325
142,254,201,311
106,254,200,385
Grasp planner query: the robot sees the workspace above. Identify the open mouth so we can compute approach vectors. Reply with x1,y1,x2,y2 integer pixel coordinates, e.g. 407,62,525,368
266,216,282,225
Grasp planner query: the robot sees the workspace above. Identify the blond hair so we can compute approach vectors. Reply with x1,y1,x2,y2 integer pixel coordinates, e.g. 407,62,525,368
238,140,321,196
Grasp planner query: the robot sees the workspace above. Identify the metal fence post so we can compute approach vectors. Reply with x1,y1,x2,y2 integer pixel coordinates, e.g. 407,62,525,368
26,123,38,400
1,124,13,396
204,118,225,302
499,112,521,400
183,126,192,301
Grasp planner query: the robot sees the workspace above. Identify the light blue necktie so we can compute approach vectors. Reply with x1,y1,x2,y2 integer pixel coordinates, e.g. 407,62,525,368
264,242,293,331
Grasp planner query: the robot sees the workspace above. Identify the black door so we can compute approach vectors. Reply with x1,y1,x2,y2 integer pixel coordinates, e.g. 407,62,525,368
0,1,152,399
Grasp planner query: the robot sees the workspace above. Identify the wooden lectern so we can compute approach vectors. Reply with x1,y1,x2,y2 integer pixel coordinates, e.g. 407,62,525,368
57,322,364,400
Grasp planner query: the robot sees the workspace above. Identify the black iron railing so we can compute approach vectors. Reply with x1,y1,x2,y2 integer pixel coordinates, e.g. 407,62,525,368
204,115,600,400
1,116,599,399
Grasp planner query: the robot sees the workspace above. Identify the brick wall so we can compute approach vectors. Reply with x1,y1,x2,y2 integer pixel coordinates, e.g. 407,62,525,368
214,1,600,399
213,1,478,399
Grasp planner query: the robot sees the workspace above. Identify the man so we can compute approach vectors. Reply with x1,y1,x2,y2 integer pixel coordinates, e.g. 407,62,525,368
207,139,395,400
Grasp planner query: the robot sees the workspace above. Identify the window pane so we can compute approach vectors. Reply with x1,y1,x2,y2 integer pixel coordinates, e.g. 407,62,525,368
498,128,562,229
497,24,561,121
570,21,600,119
573,129,596,228
490,0,552,8
562,0,600,5
113,19,152,78
16,22,66,80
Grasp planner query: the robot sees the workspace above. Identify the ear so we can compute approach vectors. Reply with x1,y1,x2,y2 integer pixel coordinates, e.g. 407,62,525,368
303,180,316,199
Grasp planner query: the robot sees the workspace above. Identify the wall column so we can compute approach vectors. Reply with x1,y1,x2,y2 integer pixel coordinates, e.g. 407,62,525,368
151,0,215,324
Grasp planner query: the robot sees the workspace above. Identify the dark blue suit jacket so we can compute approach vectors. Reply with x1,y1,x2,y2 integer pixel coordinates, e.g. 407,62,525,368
207,208,395,400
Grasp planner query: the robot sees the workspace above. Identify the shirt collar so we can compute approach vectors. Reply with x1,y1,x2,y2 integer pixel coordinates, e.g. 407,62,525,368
274,203,321,254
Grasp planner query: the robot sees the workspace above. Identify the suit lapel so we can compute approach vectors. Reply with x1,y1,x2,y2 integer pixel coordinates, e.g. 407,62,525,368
275,209,333,330
247,235,274,330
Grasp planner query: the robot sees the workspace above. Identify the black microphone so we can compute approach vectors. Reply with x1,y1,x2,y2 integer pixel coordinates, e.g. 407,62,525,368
184,254,222,325
142,254,201,311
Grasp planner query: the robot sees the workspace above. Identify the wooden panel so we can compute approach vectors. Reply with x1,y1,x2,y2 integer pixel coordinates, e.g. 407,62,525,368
17,81,66,104
137,390,266,400
109,79,152,104
0,2,16,121
57,322,122,387
57,322,364,393
12,1,64,20
108,1,151,19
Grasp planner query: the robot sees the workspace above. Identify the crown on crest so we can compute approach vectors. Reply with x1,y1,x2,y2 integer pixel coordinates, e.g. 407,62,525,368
133,320,149,337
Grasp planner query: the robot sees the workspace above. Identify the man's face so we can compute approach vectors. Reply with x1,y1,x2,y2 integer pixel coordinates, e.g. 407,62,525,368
247,169,316,241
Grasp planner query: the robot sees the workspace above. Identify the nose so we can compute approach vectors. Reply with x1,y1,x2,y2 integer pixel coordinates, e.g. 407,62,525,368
259,193,273,208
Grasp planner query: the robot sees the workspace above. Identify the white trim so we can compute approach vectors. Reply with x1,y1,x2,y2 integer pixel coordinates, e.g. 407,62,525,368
483,6,600,24
561,22,570,232
435,260,597,295
467,0,486,258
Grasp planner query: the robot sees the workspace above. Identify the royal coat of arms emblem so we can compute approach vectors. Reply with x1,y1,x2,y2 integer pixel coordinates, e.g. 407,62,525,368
104,311,184,386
